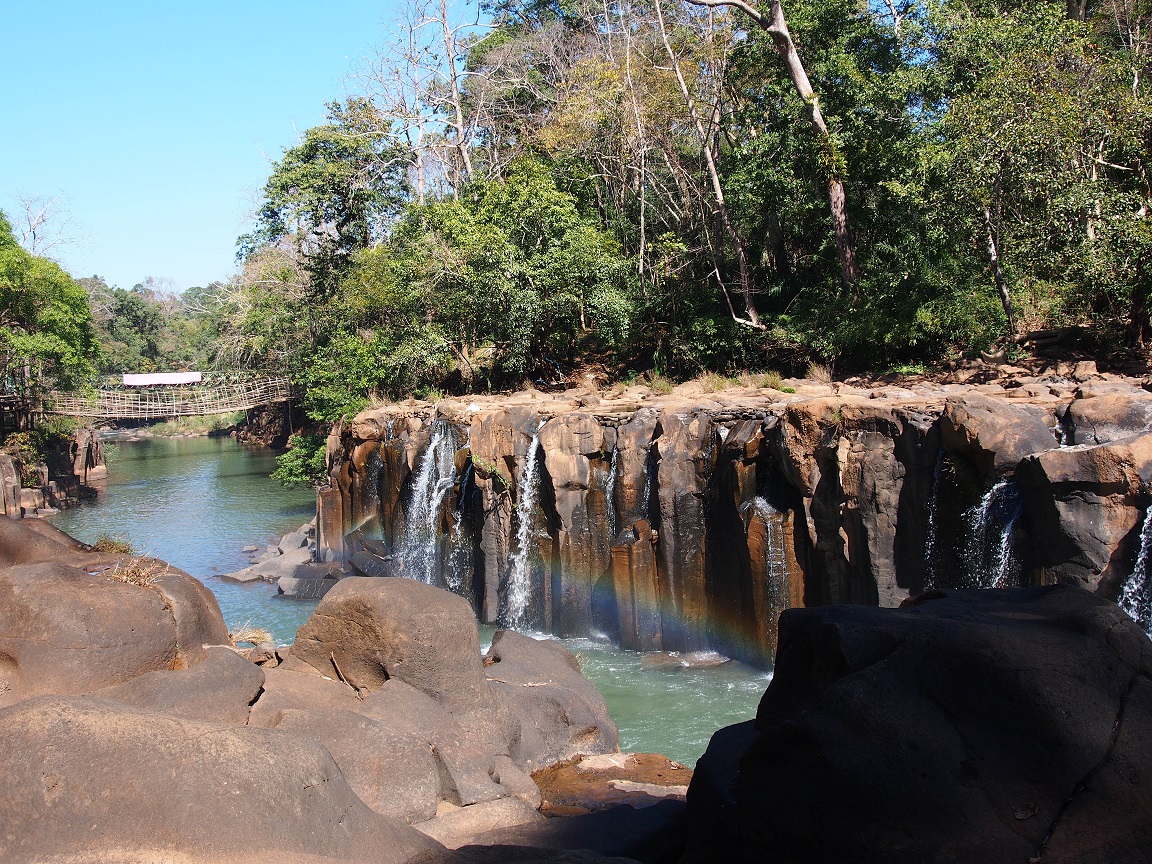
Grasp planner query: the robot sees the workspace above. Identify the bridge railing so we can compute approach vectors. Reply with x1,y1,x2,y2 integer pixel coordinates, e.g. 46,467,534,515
45,375,293,419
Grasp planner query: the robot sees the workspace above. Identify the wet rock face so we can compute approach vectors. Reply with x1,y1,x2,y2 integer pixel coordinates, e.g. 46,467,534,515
683,586,1152,864
320,376,1152,667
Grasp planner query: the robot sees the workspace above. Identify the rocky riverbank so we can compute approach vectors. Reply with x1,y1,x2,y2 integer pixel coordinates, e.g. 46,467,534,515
0,518,683,863
313,361,1152,667
0,517,1148,862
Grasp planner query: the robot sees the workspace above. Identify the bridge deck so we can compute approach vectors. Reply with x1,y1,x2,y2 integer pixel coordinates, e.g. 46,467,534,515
46,375,292,419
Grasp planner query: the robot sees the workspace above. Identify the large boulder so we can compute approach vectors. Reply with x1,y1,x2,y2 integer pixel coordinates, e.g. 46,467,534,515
0,695,442,864
683,586,1152,864
1016,432,1152,595
292,576,489,712
247,663,364,727
485,630,618,771
940,393,1059,480
359,678,512,807
0,559,229,706
92,644,264,723
1065,392,1152,445
273,707,444,822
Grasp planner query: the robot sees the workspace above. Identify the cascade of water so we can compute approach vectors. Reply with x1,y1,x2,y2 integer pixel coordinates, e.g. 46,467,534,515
743,496,788,609
606,447,619,540
445,464,475,595
398,421,458,584
503,428,544,629
1119,506,1152,636
922,450,945,589
965,478,1022,588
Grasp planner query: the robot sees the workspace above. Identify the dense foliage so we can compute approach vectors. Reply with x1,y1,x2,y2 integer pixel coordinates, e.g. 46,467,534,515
19,0,1151,428
221,0,1152,420
0,212,96,394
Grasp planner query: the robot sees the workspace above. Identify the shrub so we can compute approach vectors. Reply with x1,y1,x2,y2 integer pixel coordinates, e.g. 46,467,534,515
272,434,328,488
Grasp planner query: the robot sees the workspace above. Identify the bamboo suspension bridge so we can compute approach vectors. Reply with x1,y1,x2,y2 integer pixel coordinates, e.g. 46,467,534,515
42,372,294,420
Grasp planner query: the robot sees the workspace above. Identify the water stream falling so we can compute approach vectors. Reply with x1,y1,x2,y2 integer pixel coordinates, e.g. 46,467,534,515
445,464,474,595
743,495,788,610
1119,506,1152,636
398,421,459,584
606,446,619,540
503,428,544,629
922,451,945,589
965,478,1022,588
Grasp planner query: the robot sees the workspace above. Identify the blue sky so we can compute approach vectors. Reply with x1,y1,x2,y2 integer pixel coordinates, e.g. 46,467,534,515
1,1,398,291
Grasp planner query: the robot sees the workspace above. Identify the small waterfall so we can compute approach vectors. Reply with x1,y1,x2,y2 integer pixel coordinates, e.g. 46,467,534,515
1119,506,1152,636
606,446,619,540
398,421,459,584
503,428,544,629
923,451,945,589
445,464,475,596
965,478,1022,588
743,496,788,610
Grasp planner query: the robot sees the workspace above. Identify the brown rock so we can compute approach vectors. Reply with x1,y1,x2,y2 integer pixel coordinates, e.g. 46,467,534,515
293,576,489,712
485,630,618,771
415,797,545,850
273,707,444,822
1016,431,1152,594
0,560,228,706
683,586,1152,864
533,752,691,813
92,645,264,723
941,393,1059,481
247,664,363,727
0,695,443,864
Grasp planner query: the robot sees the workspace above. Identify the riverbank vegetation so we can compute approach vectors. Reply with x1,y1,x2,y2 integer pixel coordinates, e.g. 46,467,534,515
4,0,1151,429
221,0,1152,421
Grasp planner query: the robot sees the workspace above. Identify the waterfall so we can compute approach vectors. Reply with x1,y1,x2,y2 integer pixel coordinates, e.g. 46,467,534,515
503,428,544,630
445,464,474,596
923,451,945,589
965,478,1022,589
1119,506,1152,636
743,496,788,611
606,446,619,540
398,421,459,585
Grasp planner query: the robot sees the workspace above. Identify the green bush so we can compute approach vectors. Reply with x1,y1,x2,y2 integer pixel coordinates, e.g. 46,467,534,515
272,434,328,488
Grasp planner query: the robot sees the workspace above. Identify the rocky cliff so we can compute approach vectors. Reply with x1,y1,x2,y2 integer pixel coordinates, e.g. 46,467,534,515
316,364,1152,666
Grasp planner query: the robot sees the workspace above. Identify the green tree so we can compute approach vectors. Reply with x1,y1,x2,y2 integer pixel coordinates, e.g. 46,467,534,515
0,211,96,394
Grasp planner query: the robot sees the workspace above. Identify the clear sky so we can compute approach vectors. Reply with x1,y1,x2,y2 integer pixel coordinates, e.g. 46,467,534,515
0,1,398,292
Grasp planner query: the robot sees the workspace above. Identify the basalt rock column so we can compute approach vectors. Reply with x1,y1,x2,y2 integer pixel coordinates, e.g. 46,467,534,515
654,409,714,652
539,412,615,638
468,408,543,624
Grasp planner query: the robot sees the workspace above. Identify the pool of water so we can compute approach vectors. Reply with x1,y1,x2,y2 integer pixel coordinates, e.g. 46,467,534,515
49,434,768,765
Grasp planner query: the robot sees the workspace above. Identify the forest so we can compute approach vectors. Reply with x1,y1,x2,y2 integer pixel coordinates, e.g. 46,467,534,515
2,0,1151,426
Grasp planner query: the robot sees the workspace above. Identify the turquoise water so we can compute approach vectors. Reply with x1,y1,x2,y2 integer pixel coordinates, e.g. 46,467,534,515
50,436,319,640
50,435,768,765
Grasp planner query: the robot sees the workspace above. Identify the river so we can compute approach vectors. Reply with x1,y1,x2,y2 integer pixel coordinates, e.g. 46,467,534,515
50,435,768,765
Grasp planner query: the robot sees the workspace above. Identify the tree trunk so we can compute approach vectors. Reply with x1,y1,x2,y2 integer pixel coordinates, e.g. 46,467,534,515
656,0,763,328
687,0,861,293
983,206,1016,336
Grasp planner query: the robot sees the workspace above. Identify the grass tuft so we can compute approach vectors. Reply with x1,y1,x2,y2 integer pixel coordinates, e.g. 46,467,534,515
108,557,168,587
230,622,275,647
92,534,135,555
